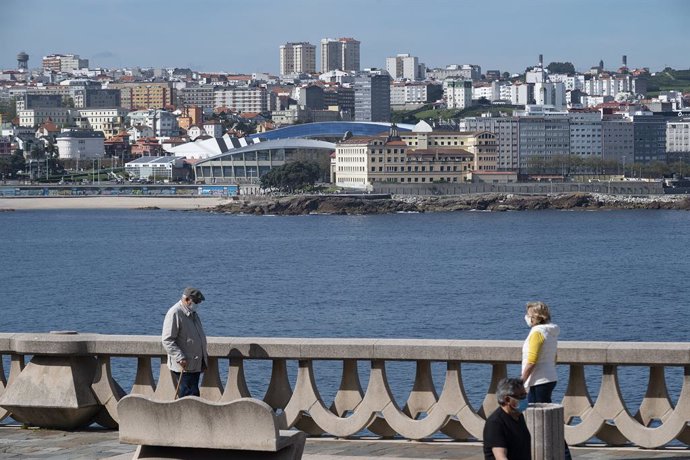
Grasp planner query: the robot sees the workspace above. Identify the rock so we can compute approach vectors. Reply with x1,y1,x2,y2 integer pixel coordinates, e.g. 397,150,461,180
204,193,690,216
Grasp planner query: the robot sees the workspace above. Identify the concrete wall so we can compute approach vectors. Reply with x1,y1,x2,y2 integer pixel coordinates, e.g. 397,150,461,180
372,181,665,196
0,333,688,448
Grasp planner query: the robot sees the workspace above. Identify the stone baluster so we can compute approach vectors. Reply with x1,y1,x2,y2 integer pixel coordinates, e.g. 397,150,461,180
221,357,251,401
480,363,507,418
130,357,156,396
153,356,178,400
263,359,292,410
0,354,8,422
90,355,126,428
440,362,484,441
199,357,223,401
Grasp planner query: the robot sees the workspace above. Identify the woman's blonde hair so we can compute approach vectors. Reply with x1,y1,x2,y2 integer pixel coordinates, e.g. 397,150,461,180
526,301,551,325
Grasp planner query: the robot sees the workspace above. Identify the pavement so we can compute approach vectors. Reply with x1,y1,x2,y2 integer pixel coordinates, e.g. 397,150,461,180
1,425,690,459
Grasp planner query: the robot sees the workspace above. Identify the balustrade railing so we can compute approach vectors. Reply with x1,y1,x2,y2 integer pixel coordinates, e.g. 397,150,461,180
0,333,689,449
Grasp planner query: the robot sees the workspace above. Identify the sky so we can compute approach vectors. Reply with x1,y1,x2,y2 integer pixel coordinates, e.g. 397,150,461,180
1,0,689,75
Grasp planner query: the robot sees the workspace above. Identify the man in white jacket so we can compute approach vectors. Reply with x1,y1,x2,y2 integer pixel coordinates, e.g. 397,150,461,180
162,287,208,397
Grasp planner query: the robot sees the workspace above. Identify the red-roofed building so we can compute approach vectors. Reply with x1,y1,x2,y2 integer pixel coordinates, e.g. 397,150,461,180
131,137,164,157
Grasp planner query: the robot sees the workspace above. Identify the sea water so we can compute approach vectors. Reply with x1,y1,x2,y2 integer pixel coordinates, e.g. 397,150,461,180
2,209,689,418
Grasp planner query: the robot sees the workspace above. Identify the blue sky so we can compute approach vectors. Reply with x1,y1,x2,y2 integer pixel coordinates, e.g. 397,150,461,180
1,0,688,75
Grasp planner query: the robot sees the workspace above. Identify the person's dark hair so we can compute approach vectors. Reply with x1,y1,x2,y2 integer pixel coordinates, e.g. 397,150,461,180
496,377,525,406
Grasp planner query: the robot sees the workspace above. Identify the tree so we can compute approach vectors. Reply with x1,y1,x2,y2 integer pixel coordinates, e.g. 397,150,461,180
260,160,321,192
546,62,576,75
0,96,17,121
0,149,27,179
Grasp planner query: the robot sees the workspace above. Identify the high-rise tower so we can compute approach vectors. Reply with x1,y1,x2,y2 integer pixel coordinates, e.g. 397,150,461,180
320,38,360,72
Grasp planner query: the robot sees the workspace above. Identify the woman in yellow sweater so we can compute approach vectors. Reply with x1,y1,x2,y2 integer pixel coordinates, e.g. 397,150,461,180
521,301,572,460
520,301,560,403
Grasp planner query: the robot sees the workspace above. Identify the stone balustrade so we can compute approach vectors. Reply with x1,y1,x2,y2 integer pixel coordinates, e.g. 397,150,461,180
0,333,689,449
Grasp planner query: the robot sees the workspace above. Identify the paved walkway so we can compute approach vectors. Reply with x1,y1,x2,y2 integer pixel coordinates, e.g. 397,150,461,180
1,425,689,459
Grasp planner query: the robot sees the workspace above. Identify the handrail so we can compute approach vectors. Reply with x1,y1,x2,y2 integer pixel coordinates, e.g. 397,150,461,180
0,333,689,448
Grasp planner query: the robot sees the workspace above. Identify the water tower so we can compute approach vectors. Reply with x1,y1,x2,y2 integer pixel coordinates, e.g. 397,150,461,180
17,51,29,71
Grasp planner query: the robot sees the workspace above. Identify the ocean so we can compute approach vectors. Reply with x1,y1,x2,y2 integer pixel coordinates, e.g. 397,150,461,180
2,208,689,414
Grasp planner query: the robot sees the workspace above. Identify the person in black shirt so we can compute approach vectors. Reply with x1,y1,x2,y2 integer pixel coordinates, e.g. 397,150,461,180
483,377,531,460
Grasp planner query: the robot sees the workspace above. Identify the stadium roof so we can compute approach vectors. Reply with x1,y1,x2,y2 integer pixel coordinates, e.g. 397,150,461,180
195,138,335,164
248,121,415,141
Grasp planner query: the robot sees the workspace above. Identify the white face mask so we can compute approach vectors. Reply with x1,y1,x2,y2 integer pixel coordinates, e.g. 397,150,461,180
524,314,532,327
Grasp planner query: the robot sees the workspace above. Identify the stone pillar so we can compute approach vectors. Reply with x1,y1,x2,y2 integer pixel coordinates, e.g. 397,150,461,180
525,403,565,460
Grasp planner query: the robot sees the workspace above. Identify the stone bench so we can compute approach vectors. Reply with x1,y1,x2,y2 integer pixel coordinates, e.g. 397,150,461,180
118,395,306,459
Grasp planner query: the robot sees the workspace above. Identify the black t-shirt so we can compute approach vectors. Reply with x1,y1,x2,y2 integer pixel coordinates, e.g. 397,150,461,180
483,407,531,460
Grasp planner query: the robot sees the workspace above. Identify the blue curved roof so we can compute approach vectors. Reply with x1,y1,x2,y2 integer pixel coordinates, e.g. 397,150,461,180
249,122,415,141
196,138,335,164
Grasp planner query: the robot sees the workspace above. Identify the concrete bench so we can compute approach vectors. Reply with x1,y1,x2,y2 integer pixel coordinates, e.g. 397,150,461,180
118,395,306,459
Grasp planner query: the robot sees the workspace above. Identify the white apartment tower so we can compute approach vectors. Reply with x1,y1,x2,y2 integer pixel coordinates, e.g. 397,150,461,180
279,42,316,76
444,79,473,109
385,54,425,81
320,38,360,72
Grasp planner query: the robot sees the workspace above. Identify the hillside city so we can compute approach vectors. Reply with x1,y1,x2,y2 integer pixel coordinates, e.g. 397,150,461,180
0,40,689,191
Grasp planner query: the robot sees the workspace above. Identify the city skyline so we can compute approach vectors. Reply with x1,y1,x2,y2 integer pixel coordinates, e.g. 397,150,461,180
1,0,689,75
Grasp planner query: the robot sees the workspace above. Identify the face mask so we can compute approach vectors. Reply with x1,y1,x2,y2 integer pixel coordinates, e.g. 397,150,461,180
517,398,529,413
187,301,199,313
524,314,532,327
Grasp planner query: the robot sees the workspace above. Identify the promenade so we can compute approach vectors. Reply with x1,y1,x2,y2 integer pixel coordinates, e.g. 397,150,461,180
2,425,690,459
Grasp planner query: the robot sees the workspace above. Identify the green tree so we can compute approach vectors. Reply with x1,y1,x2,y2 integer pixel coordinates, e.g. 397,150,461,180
0,96,17,122
546,62,576,75
0,149,27,179
260,160,321,192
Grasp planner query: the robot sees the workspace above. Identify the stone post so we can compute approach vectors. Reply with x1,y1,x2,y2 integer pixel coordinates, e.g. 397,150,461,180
525,403,565,460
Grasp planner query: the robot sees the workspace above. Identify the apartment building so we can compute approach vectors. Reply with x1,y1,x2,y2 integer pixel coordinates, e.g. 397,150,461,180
666,118,690,163
390,82,442,107
632,114,670,163
354,72,390,122
178,85,216,112
458,117,519,171
320,38,360,72
213,87,270,113
74,108,128,138
18,108,71,127
73,89,121,109
127,110,179,137
279,42,316,75
517,114,570,170
108,82,174,110
569,111,602,157
427,64,481,81
42,54,89,73
16,94,63,111
323,85,355,116
444,79,472,109
602,114,634,164
385,54,425,81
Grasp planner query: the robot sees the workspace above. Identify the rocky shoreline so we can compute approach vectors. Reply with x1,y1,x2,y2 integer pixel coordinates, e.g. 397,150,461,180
207,193,690,215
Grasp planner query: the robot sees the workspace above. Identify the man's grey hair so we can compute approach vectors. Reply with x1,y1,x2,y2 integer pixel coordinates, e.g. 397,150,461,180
496,377,525,406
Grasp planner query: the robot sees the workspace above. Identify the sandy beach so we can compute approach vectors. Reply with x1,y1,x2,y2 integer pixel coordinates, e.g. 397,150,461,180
0,196,234,211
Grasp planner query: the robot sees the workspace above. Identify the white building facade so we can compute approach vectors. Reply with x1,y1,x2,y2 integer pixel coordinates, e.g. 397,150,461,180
213,87,269,113
385,54,424,81
18,108,71,127
56,130,105,159
74,108,128,138
667,119,690,157
444,79,472,109
127,110,179,137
